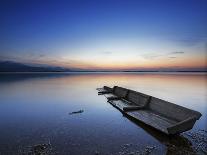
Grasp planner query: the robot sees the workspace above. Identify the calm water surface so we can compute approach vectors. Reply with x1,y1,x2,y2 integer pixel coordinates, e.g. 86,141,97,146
0,73,206,155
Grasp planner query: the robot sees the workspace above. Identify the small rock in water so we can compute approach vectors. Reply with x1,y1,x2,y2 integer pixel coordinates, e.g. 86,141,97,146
34,144,47,152
140,145,156,155
127,151,135,155
69,110,84,115
124,143,132,147
31,143,52,155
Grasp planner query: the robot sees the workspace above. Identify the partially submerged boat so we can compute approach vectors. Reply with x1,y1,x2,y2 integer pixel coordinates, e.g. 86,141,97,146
97,86,202,135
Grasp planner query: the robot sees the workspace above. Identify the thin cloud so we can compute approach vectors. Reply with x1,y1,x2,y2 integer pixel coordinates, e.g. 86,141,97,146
170,37,207,46
39,54,45,57
102,51,112,55
141,53,161,59
170,51,184,54
142,51,185,60
27,53,46,58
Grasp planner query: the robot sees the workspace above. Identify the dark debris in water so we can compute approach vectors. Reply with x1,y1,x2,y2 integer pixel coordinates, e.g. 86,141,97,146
32,144,51,155
69,110,84,115
18,141,57,155
117,143,157,155
165,143,195,155
94,150,100,155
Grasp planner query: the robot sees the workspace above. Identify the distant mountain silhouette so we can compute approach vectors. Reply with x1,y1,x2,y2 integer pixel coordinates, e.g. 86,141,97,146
0,61,206,72
0,61,70,72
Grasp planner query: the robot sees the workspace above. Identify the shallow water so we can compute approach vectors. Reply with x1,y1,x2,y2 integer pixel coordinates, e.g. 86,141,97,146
0,72,206,155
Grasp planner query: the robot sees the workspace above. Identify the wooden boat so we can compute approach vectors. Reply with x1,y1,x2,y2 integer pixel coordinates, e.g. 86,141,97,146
97,86,202,135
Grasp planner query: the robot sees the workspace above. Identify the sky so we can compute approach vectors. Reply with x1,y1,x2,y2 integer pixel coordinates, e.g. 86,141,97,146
0,0,207,71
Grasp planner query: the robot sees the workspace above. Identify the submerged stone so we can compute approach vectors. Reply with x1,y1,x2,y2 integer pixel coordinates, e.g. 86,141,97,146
69,110,84,115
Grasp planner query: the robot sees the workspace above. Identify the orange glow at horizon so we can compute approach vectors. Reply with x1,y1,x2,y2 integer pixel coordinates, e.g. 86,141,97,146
19,50,207,70
54,54,207,70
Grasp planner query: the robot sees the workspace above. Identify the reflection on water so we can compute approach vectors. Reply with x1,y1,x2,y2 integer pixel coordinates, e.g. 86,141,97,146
125,113,196,155
0,72,206,154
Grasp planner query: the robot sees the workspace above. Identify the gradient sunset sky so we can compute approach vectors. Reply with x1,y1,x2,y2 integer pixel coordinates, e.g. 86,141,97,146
0,0,207,70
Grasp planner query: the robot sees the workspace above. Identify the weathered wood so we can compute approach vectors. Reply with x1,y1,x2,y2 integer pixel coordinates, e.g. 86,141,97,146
128,110,177,133
105,94,117,99
97,86,202,135
98,91,111,95
113,86,128,98
123,105,145,111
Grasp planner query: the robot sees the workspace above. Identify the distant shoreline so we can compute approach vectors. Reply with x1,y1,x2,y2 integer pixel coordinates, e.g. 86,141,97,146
0,71,206,73
1,61,206,73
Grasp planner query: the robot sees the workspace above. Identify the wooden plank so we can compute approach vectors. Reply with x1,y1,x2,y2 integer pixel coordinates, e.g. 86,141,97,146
109,99,135,111
127,110,177,134
104,94,117,99
96,88,105,91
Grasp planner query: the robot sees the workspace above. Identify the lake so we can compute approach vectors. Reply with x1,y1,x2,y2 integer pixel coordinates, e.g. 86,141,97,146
0,72,206,155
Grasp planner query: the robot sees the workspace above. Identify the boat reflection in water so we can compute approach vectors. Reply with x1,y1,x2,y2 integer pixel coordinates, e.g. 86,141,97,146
122,112,196,155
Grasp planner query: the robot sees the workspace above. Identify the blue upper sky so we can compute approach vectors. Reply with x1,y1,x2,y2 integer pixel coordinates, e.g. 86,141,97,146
0,0,207,70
